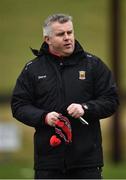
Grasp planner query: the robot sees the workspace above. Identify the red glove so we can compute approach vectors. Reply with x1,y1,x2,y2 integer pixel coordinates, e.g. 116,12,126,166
50,135,61,147
50,114,72,147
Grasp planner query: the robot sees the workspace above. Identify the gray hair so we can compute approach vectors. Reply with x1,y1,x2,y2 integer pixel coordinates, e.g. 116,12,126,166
43,13,73,37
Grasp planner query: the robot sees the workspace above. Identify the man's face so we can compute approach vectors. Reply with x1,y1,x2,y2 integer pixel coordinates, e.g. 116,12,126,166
45,21,75,57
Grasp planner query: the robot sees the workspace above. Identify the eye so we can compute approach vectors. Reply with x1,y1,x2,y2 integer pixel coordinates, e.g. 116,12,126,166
56,32,65,36
67,30,73,35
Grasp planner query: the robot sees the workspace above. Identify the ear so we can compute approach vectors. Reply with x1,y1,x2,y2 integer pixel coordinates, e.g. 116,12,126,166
44,36,51,45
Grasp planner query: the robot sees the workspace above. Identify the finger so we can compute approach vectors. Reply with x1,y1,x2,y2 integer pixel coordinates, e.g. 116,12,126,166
74,112,82,118
67,106,75,114
49,112,59,120
51,121,56,127
67,104,74,111
49,119,57,127
52,112,60,119
70,111,79,118
67,104,84,118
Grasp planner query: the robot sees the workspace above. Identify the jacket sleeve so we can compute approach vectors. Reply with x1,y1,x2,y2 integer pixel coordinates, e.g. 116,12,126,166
11,65,47,128
83,58,119,120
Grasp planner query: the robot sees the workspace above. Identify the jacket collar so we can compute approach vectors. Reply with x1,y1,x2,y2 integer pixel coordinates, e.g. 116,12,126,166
31,40,85,56
31,40,86,65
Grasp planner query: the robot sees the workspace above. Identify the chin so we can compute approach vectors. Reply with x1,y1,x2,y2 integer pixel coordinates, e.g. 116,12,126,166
66,50,74,55
63,52,73,57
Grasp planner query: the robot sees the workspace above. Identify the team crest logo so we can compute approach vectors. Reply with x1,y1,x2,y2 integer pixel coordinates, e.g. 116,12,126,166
79,71,86,80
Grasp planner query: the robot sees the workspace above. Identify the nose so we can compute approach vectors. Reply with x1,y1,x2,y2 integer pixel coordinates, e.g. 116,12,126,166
63,33,69,40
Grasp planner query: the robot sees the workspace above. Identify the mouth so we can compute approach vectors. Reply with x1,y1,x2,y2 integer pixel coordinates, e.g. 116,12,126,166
64,43,73,48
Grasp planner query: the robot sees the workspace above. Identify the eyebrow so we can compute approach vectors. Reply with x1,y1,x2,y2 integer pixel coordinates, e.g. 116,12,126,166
56,30,73,36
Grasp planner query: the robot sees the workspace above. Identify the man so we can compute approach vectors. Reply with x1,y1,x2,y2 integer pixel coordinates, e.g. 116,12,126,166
11,14,119,179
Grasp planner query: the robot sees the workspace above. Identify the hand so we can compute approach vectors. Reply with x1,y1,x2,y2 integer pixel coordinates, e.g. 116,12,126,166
45,112,59,127
67,103,84,118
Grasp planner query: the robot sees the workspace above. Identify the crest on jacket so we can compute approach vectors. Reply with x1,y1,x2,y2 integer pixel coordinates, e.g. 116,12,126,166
79,71,86,80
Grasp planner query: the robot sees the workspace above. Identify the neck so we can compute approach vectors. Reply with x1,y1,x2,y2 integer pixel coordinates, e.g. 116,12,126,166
49,48,61,57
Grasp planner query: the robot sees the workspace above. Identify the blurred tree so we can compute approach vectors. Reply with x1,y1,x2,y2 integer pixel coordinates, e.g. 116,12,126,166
111,0,122,163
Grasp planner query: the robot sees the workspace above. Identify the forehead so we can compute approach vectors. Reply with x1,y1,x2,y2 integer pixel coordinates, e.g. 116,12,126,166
51,21,73,32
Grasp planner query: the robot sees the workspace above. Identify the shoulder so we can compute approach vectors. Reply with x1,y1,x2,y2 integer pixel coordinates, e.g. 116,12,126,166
83,52,112,78
24,55,46,71
84,51,107,68
18,56,46,80
85,51,100,63
24,58,38,71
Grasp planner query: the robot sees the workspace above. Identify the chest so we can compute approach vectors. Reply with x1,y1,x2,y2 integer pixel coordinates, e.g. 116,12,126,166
33,62,94,102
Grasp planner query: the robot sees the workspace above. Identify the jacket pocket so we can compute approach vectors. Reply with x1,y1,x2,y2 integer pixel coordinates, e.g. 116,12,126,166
34,128,65,157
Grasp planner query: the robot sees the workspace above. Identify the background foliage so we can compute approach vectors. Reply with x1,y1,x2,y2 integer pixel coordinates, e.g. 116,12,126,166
0,0,126,179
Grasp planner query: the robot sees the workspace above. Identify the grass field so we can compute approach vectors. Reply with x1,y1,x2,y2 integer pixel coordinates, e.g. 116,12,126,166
0,0,126,179
0,159,126,179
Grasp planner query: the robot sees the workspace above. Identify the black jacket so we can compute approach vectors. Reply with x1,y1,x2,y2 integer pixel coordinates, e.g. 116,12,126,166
11,40,119,170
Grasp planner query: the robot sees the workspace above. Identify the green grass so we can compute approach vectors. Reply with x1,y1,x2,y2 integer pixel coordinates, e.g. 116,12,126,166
0,158,34,179
0,1,126,179
0,158,126,179
103,161,126,179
